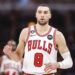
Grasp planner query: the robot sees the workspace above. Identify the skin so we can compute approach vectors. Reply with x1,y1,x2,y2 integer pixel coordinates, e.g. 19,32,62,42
3,6,70,73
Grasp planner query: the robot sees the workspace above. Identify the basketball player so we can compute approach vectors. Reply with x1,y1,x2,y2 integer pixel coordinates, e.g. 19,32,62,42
3,4,73,75
1,40,22,75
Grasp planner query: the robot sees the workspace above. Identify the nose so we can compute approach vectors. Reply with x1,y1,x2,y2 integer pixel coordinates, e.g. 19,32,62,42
41,13,44,18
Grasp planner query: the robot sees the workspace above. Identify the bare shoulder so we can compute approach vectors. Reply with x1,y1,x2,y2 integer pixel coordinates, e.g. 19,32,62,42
55,30,69,53
56,30,64,38
21,27,29,34
19,27,29,42
20,27,29,37
51,26,64,39
55,30,66,45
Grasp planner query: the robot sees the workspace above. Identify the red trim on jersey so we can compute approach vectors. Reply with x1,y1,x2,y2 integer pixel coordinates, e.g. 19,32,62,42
34,25,52,37
24,73,55,75
24,74,31,75
53,29,58,51
25,27,30,46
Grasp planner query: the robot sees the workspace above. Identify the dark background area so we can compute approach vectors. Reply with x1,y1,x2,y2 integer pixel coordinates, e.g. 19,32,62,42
0,0,75,75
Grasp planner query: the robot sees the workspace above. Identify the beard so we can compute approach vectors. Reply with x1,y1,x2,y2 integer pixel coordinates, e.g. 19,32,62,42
37,20,48,26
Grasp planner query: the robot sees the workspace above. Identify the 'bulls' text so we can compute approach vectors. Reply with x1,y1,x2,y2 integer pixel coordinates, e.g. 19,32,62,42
28,40,52,54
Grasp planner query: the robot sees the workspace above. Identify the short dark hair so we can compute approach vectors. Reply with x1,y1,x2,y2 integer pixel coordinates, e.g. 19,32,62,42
37,4,51,11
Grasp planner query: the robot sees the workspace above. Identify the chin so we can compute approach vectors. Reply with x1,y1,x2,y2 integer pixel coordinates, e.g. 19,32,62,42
39,22,47,25
38,20,48,25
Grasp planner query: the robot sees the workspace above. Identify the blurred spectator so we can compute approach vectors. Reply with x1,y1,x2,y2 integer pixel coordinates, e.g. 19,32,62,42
0,40,23,75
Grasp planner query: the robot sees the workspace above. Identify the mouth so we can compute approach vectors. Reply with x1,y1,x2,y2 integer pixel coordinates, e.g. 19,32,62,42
40,18,44,21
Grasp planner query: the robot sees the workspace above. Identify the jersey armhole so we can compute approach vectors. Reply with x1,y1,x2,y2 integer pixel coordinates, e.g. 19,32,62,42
25,27,30,46
53,29,58,51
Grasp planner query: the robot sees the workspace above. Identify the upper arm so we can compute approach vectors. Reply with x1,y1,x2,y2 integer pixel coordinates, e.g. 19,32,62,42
0,56,2,67
55,31,69,54
15,28,28,60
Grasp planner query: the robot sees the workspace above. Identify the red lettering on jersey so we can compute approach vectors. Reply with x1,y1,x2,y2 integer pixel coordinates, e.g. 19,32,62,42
38,40,42,49
32,40,38,49
28,40,32,51
43,41,47,51
28,40,52,54
47,43,52,54
4,63,20,71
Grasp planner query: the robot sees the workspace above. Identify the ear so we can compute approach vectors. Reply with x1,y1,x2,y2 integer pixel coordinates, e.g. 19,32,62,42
49,13,51,19
35,12,37,18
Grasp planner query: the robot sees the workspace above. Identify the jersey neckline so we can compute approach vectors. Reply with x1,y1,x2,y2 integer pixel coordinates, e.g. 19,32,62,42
34,25,52,37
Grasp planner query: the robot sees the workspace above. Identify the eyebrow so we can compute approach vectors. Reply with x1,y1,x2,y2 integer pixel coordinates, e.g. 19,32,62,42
38,10,48,11
44,10,48,12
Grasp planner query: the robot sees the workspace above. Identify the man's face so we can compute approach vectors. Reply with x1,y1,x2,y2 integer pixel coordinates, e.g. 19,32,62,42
7,40,16,51
12,44,16,51
36,6,51,25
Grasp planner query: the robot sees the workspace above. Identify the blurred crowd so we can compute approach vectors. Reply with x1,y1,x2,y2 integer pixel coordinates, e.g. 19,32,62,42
0,0,75,3
0,0,75,75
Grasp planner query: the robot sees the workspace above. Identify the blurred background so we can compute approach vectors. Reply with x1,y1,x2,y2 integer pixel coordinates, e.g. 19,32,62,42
0,0,75,75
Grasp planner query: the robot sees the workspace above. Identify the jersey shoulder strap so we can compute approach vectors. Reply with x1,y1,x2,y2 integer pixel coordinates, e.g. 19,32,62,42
30,25,36,35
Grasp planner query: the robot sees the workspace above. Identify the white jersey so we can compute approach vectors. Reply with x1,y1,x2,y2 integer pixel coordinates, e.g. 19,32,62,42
1,55,22,75
22,25,58,74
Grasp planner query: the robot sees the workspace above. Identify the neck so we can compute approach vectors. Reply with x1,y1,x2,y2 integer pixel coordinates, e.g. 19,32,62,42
36,23,51,34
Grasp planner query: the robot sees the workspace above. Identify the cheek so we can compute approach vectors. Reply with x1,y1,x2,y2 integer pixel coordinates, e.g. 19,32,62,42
45,16,50,20
36,14,39,19
37,16,41,20
47,15,51,19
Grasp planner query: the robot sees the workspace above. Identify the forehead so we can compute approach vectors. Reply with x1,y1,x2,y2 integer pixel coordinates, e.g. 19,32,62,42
37,6,50,12
8,41,12,43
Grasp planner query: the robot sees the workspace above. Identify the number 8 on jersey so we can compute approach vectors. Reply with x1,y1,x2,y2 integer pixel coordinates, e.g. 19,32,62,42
34,53,43,67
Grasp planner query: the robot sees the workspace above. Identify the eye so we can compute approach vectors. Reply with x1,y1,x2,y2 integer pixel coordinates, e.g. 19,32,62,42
38,11,42,14
44,11,48,14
